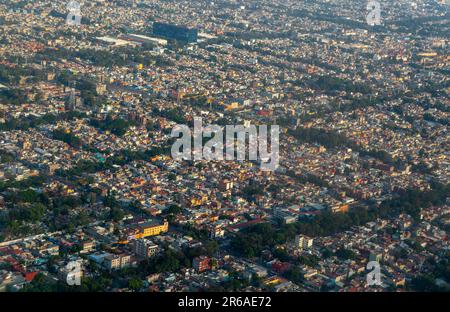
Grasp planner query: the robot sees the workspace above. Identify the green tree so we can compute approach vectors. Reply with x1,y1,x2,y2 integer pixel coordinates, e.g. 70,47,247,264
128,278,144,292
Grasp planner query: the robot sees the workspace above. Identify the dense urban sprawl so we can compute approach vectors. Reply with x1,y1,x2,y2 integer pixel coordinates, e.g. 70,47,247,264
0,0,448,292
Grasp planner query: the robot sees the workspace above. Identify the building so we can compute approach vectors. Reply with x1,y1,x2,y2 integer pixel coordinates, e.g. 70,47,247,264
153,22,198,43
331,204,350,213
219,179,234,191
244,264,268,280
104,254,131,270
135,220,169,239
95,36,134,47
193,256,211,273
64,88,82,111
119,34,168,46
369,252,383,263
96,83,107,95
80,240,95,254
294,235,313,251
124,220,169,241
208,225,225,239
274,208,297,224
134,239,158,258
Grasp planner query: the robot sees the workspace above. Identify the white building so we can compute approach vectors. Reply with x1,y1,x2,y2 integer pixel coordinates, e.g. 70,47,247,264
134,239,158,259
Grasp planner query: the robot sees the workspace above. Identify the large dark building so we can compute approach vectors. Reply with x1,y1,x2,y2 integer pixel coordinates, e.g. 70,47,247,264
152,22,198,43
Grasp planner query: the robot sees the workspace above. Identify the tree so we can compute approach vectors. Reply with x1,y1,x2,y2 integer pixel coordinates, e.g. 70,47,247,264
109,207,124,222
90,114,138,136
20,273,57,292
204,240,219,256
128,278,143,292
167,204,182,215
273,248,291,262
335,248,358,261
283,265,304,284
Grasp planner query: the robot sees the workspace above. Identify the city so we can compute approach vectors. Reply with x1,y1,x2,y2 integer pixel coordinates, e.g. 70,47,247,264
0,0,448,299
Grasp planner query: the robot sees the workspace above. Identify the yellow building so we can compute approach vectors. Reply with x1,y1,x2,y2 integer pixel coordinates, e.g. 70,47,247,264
134,220,169,239
225,102,240,110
